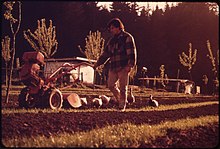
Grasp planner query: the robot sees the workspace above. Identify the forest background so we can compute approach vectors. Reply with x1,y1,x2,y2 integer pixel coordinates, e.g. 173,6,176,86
1,1,219,91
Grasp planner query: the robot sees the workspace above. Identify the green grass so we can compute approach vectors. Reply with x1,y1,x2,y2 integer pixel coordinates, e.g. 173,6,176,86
2,115,218,147
2,101,218,114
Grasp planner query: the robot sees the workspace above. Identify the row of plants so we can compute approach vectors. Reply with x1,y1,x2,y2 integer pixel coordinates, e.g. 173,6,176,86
2,115,218,147
1,1,218,103
2,100,218,114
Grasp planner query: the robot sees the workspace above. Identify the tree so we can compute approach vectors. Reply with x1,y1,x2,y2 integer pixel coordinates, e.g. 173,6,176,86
78,30,105,85
148,5,167,67
206,40,218,77
110,2,130,19
3,1,22,103
23,18,58,58
206,2,219,16
84,2,101,30
139,4,151,18
128,2,139,16
1,36,11,87
179,43,197,80
78,30,105,62
206,40,219,93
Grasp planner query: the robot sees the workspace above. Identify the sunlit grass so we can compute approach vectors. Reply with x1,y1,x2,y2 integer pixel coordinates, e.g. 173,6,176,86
2,115,218,147
141,101,219,111
2,87,218,147
2,101,218,114
2,84,217,98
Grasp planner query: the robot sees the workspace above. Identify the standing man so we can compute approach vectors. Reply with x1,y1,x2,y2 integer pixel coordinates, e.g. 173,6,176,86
93,18,137,111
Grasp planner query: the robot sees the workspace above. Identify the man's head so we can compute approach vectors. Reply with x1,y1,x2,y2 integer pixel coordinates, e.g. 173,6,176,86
107,18,124,36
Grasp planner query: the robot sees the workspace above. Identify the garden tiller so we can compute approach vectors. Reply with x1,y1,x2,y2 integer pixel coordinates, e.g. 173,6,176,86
18,51,93,110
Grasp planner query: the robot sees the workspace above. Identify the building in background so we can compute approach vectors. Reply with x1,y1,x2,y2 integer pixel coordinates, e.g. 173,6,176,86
44,57,96,85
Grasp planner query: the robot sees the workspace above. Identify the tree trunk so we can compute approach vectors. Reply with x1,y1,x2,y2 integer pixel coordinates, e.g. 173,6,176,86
5,36,16,103
176,69,180,92
188,70,192,81
5,62,8,87
5,1,21,103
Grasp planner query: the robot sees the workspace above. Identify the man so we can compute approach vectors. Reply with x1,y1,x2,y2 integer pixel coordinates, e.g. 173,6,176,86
94,18,137,111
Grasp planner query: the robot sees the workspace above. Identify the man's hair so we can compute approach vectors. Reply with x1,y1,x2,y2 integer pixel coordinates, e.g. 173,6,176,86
107,18,124,30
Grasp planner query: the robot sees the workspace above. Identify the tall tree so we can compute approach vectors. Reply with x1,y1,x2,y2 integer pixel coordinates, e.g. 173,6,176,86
1,36,11,87
139,4,151,18
148,5,167,66
206,40,218,79
78,30,105,85
128,2,139,16
110,2,130,19
3,1,22,103
179,43,197,80
84,2,101,30
78,30,105,62
23,18,58,58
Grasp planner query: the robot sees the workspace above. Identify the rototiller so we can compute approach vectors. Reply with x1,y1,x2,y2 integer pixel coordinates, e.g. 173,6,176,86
18,51,93,110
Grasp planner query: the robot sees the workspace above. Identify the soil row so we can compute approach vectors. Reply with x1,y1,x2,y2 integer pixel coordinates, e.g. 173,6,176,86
2,104,218,139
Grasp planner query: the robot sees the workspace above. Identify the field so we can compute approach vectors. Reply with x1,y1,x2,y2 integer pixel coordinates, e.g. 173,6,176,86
1,86,219,148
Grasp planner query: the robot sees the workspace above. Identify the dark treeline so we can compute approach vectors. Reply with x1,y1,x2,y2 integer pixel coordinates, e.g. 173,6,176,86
1,1,219,88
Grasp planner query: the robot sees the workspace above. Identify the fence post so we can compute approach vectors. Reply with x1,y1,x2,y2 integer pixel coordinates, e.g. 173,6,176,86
81,72,83,83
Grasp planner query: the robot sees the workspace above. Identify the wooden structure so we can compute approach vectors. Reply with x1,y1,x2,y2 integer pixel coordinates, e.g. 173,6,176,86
138,77,195,94
138,77,190,82
44,57,96,84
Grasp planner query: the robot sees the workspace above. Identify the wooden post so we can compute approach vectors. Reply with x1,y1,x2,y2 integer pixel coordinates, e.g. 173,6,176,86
153,76,157,90
80,72,83,83
176,69,180,92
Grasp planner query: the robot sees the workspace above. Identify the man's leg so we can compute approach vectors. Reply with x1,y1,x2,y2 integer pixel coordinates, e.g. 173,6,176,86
118,68,130,110
108,70,120,103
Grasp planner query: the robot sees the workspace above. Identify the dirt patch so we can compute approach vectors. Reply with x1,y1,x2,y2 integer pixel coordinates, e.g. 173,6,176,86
1,95,219,148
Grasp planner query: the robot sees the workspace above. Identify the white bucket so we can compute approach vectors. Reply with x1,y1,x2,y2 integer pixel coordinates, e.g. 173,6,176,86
185,84,192,94
196,86,200,94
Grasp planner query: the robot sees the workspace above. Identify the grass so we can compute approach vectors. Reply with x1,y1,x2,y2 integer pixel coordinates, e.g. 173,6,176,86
2,84,217,98
2,115,218,147
1,85,219,147
2,101,218,114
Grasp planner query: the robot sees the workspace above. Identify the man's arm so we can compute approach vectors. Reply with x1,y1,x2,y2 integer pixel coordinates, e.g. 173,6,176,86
125,35,137,67
94,49,110,69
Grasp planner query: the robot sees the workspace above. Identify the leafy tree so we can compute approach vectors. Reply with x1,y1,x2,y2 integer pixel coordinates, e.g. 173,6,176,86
84,2,101,30
179,43,197,80
78,30,105,85
1,36,11,87
148,5,167,66
23,18,58,58
206,40,219,92
139,4,151,18
78,30,105,62
128,2,139,16
110,2,130,19
3,1,22,103
206,40,218,76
